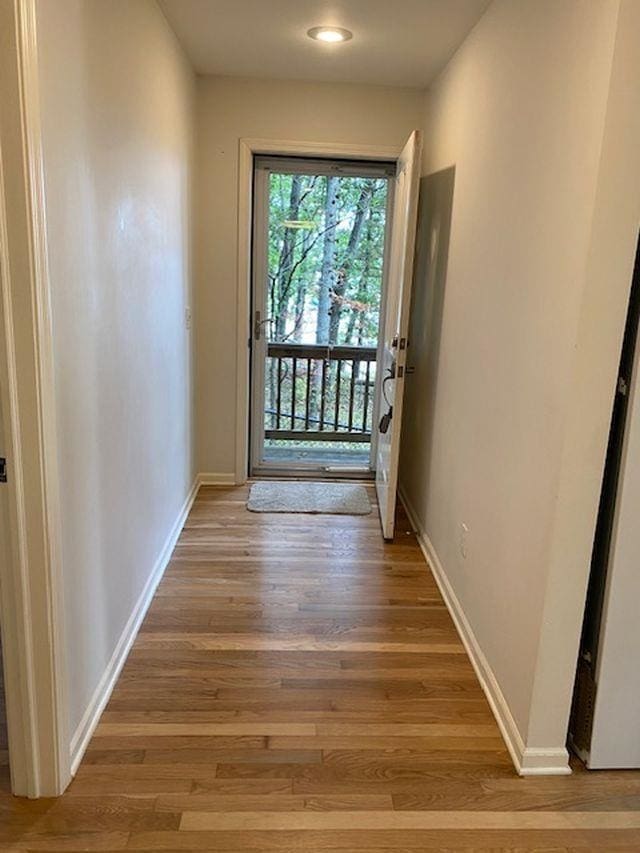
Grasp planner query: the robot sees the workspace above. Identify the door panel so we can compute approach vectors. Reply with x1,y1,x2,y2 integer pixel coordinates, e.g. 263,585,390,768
375,131,422,539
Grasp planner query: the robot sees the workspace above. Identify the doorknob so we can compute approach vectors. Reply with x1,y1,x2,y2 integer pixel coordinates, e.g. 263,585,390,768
254,311,274,340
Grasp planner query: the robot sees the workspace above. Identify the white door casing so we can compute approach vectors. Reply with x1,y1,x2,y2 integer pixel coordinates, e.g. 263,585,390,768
0,0,71,797
236,139,402,483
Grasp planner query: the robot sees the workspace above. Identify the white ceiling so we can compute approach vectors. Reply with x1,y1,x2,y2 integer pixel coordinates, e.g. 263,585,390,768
158,0,491,89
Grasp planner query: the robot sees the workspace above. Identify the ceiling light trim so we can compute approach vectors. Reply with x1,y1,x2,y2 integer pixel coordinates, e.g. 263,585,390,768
307,26,353,44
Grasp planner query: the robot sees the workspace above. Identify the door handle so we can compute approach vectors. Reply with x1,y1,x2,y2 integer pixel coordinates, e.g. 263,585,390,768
254,311,274,341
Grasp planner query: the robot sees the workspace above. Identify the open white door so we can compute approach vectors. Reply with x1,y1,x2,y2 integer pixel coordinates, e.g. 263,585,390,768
375,131,422,539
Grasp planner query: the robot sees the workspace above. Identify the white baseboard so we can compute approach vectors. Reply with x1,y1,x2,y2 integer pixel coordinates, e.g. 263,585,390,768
398,486,571,777
69,478,199,774
197,472,236,486
518,746,572,775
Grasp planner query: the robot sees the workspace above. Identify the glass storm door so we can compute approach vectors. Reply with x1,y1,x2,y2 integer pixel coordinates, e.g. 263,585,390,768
250,156,394,477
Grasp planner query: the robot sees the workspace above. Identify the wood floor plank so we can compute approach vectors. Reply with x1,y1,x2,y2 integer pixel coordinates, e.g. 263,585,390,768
155,793,394,813
314,723,499,736
178,809,640,831
95,723,317,737
126,828,640,849
134,635,465,653
266,736,506,752
3,483,640,852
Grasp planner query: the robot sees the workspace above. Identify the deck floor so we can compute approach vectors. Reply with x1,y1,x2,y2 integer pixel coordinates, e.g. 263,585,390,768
263,445,371,468
2,483,640,850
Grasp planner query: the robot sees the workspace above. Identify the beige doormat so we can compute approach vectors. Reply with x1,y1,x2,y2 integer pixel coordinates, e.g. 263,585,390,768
247,481,371,515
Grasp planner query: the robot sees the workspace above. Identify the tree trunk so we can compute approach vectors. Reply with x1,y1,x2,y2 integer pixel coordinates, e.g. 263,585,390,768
316,176,339,344
328,180,374,345
346,213,373,344
275,174,303,340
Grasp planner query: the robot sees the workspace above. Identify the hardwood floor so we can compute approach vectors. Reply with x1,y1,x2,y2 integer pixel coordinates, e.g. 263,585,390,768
2,483,640,850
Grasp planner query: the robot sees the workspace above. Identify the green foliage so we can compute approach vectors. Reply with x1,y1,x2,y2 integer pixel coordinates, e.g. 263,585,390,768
267,171,388,346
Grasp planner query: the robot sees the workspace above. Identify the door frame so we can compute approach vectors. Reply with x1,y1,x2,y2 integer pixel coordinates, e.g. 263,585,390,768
0,0,71,797
248,154,396,479
236,138,403,484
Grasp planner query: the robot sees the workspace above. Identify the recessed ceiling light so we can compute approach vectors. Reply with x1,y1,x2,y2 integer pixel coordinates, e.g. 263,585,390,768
307,26,353,44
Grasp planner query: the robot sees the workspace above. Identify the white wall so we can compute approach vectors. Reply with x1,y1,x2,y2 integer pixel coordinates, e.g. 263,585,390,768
194,76,424,477
526,0,640,755
401,0,640,771
36,0,195,747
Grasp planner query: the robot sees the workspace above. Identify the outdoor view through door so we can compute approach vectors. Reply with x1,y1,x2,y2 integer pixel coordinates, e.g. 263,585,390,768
251,157,395,475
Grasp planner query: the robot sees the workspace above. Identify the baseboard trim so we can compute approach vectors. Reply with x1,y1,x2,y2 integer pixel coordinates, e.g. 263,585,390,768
197,472,237,486
519,747,573,775
398,486,571,777
69,477,199,774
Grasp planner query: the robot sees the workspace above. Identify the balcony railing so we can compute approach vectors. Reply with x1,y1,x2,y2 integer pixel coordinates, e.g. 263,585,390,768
264,342,377,442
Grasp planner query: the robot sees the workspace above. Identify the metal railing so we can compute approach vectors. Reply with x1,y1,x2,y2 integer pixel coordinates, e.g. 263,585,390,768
264,342,377,442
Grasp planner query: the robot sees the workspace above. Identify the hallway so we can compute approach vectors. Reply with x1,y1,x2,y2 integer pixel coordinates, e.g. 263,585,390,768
2,484,640,848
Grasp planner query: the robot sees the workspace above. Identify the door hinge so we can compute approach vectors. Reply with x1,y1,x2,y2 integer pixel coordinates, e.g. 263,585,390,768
0,457,6,483
617,376,628,396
